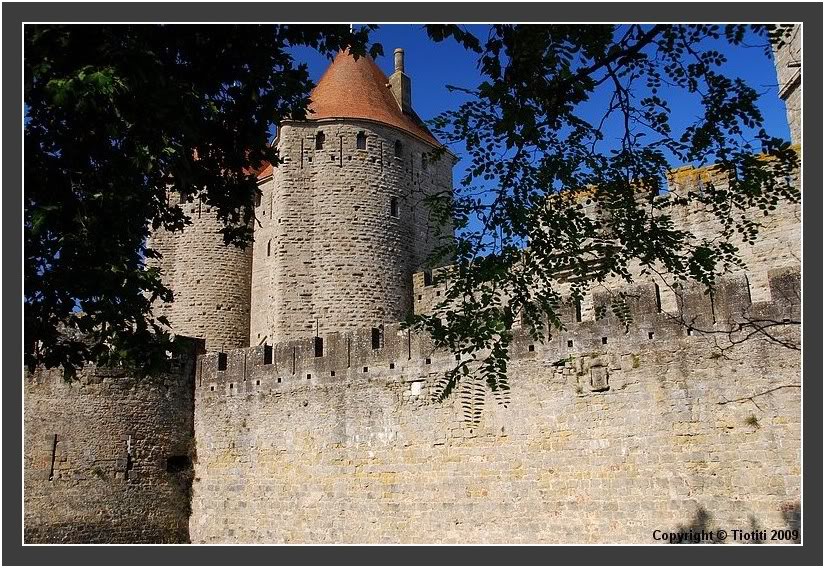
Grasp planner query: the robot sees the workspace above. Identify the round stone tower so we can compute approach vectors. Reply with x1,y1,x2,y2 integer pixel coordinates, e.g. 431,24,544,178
249,49,455,344
150,197,252,352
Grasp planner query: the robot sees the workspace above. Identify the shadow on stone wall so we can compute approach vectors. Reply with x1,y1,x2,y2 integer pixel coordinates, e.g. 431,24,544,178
669,502,801,544
669,506,721,544
780,501,801,544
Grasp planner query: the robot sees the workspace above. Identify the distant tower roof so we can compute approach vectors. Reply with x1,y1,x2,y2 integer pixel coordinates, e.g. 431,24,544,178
305,50,440,147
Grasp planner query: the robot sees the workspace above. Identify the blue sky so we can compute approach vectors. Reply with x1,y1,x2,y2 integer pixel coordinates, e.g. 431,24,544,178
289,24,791,182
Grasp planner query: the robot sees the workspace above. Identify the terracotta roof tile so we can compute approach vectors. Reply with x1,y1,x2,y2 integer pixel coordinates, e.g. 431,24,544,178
257,50,440,180
307,50,440,147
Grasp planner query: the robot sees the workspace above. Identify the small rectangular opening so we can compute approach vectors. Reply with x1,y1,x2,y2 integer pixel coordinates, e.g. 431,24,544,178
371,327,382,350
307,373,312,380
314,336,324,358
389,362,395,370
567,340,574,348
423,270,433,286
330,370,336,377
425,358,431,365
166,455,191,474
277,377,282,383
687,328,694,336
255,380,260,386
575,300,582,323
648,332,655,340
263,345,273,365
528,345,535,352
217,352,228,371
601,337,608,345
363,367,369,373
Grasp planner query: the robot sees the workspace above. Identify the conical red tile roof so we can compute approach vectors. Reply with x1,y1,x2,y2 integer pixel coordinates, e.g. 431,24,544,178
255,50,442,180
306,50,440,147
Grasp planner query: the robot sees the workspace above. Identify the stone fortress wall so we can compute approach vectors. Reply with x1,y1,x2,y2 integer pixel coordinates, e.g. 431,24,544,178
23,339,201,543
191,265,800,543
23,30,802,544
186,31,802,542
251,119,453,345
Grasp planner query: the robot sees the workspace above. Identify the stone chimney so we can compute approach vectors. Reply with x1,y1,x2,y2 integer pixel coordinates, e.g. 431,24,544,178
388,48,412,114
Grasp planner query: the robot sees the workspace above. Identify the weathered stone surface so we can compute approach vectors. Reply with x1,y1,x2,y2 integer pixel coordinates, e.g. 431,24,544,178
772,25,801,145
23,344,198,544
149,200,253,353
189,269,800,544
250,120,452,344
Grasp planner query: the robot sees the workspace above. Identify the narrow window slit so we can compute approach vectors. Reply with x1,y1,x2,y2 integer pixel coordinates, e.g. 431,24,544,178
709,290,717,324
48,434,58,481
125,435,133,480
654,283,662,313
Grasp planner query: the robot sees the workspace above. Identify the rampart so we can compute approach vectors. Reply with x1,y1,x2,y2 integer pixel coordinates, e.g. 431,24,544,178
190,267,800,543
23,339,201,543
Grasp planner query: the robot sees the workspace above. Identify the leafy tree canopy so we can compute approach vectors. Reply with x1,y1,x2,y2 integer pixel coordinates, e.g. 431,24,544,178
25,24,380,376
411,24,800,421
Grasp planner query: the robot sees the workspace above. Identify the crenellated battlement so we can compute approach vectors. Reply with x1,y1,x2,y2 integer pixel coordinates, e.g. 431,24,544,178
197,266,799,398
26,34,804,545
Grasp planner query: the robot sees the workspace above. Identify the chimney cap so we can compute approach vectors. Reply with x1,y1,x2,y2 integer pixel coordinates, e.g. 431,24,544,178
393,48,405,73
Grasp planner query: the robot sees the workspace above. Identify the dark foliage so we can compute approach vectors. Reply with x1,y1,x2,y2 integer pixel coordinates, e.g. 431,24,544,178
411,25,800,419
25,24,380,377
